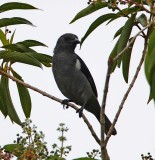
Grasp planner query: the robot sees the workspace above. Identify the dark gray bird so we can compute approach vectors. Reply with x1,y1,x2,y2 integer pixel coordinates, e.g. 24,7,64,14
52,33,117,135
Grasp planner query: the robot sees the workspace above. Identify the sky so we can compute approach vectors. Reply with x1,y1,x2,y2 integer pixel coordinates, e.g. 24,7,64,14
0,0,155,160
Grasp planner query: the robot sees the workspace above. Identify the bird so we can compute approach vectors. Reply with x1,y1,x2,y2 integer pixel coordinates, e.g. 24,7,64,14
52,33,117,135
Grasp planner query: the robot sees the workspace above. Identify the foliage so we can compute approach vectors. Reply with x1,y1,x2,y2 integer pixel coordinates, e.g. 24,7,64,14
50,123,71,158
1,0,155,159
0,2,52,125
70,0,155,102
1,119,99,160
2,119,72,160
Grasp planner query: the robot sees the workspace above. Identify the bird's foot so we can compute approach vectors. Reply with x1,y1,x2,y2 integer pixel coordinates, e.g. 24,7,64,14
76,106,84,118
62,99,72,109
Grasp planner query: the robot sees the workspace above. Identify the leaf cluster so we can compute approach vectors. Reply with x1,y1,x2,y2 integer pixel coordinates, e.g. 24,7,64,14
0,2,52,125
70,0,155,102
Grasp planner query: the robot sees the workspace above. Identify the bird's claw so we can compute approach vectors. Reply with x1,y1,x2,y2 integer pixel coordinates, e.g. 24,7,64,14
62,99,71,109
76,107,84,118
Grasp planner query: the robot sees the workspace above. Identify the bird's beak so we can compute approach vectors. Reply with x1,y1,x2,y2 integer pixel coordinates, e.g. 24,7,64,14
73,38,80,44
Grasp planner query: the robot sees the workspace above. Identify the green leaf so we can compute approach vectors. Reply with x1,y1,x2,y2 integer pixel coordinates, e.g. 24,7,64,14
1,75,21,125
17,39,47,47
117,13,136,67
0,2,38,13
0,80,7,116
0,17,34,28
109,40,119,72
70,2,108,23
137,13,147,27
11,69,31,118
9,29,16,44
2,43,35,52
113,26,123,39
145,28,155,82
107,6,140,24
148,69,155,102
122,38,135,83
3,144,24,157
0,51,42,68
147,28,155,56
26,52,52,65
0,29,9,45
81,13,115,46
144,29,155,103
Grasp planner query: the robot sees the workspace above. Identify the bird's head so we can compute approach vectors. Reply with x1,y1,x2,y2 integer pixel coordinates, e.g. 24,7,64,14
54,33,80,53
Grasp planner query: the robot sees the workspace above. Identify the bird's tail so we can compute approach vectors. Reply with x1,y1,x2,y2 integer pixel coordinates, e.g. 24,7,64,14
85,97,117,135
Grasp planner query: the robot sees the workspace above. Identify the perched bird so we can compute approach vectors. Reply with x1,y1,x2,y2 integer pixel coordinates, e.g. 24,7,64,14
52,33,117,135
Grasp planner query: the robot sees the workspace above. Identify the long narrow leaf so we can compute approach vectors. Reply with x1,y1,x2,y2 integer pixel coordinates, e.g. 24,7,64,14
9,29,16,44
17,40,47,47
0,2,38,13
117,14,136,69
148,70,155,102
0,29,9,45
109,40,119,73
0,80,7,116
0,51,42,68
122,38,135,83
1,75,21,125
11,69,31,118
81,13,115,46
70,2,108,23
113,26,123,39
145,28,155,82
0,17,34,28
2,44,36,52
107,6,140,24
25,52,52,64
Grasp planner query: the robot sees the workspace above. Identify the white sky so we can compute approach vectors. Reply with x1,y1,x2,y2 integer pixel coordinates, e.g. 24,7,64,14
0,0,155,160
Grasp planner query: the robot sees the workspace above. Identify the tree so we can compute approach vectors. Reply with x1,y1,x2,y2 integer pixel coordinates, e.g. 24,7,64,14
0,0,155,160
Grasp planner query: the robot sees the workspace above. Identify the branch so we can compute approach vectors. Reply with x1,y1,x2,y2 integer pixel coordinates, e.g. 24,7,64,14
113,22,152,62
104,33,148,146
0,69,100,145
100,58,113,159
100,22,153,159
124,0,154,14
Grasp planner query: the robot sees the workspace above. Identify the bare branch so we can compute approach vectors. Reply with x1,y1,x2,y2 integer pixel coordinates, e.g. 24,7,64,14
100,58,113,159
0,69,100,145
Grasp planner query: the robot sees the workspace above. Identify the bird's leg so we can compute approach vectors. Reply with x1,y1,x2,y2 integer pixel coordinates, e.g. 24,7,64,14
76,105,85,118
62,99,72,109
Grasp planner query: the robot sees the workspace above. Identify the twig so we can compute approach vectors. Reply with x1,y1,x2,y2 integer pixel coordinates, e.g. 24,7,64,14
124,0,154,14
116,6,146,38
113,22,152,62
0,69,100,145
104,34,148,146
100,58,113,160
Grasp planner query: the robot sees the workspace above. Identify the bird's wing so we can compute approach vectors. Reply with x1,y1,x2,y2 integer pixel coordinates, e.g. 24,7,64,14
77,55,98,97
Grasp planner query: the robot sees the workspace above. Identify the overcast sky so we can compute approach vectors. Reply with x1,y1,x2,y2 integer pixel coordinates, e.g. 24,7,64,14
1,0,155,160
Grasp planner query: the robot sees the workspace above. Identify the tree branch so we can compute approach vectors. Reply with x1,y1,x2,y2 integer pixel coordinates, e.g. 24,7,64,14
104,33,148,146
100,58,113,160
0,68,100,145
100,22,152,160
